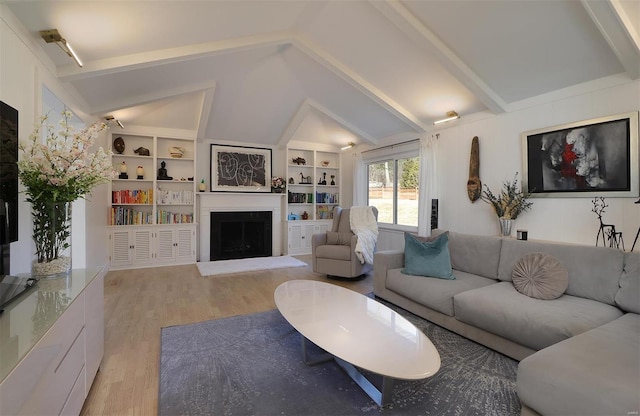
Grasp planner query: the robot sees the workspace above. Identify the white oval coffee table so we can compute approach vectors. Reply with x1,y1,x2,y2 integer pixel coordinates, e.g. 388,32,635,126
274,280,441,406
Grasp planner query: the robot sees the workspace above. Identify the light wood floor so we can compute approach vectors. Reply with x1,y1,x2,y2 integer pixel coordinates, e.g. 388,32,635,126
80,256,373,415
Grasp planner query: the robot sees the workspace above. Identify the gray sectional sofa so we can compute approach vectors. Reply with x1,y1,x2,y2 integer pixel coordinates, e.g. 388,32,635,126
373,229,639,416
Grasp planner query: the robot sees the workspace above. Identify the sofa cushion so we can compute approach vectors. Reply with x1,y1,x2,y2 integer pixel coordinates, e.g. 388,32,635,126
498,239,623,305
402,232,453,280
387,268,496,316
512,252,568,300
454,282,624,350
315,245,351,261
326,231,352,246
517,313,640,416
446,231,503,280
616,252,640,314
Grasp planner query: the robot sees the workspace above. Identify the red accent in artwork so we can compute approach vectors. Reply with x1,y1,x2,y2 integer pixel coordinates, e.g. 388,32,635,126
561,142,577,178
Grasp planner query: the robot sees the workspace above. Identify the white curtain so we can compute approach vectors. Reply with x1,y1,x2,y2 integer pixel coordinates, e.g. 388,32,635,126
352,152,367,206
418,135,439,236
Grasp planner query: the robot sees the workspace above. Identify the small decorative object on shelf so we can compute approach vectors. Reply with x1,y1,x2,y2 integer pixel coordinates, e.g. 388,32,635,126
134,146,150,156
113,136,125,154
299,173,312,184
592,197,625,250
272,176,286,193
169,146,185,158
288,177,294,184
481,173,533,236
18,110,114,277
301,211,309,220
199,179,206,192
330,175,335,185
158,161,173,180
517,229,528,240
321,160,330,167
321,172,327,185
119,161,128,179
292,157,306,165
136,165,144,179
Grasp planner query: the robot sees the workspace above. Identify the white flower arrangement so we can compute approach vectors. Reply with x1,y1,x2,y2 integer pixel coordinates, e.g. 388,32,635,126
18,110,115,269
18,111,114,201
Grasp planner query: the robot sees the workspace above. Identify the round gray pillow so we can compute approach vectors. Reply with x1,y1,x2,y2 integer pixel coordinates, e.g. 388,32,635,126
512,252,569,300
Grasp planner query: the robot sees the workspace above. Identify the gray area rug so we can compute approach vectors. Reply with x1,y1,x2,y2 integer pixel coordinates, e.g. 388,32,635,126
159,299,520,415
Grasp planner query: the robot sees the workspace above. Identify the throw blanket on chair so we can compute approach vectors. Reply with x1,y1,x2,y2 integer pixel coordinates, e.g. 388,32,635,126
350,206,379,264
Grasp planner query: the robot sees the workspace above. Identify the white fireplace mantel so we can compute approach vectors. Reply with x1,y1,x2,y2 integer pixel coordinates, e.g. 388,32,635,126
197,193,285,261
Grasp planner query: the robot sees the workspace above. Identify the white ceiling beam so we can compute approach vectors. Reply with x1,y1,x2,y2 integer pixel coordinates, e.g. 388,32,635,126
277,100,313,149
58,26,428,135
371,0,508,114
90,80,217,115
196,84,216,141
57,32,294,81
277,98,378,149
581,0,640,79
291,35,428,133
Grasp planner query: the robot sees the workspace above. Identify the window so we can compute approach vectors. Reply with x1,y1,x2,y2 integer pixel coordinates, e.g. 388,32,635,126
367,156,419,227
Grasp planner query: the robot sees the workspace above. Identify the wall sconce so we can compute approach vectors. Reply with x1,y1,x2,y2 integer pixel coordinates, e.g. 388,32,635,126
39,29,83,67
105,115,124,129
341,142,355,150
433,111,460,125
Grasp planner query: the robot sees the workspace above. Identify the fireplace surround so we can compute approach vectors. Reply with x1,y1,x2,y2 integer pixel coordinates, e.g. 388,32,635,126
197,193,284,261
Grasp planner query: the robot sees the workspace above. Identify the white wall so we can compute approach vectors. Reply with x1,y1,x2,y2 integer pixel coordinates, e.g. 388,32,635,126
1,8,110,273
436,80,640,246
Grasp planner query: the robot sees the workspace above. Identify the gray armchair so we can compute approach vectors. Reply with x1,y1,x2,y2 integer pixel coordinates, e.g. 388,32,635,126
312,206,378,279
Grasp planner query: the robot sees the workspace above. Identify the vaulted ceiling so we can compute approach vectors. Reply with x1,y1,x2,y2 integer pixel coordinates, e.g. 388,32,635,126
6,0,640,148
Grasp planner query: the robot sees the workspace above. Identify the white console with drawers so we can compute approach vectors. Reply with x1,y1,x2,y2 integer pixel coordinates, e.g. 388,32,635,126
0,268,105,415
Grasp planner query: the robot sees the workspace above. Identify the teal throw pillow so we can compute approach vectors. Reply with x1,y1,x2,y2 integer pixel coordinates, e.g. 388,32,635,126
402,232,454,280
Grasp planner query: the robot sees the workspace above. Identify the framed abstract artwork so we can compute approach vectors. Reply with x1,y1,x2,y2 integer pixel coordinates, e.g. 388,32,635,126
521,111,639,198
210,144,272,192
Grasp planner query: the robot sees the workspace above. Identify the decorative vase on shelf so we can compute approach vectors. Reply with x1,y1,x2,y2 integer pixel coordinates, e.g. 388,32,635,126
31,201,72,278
498,218,514,237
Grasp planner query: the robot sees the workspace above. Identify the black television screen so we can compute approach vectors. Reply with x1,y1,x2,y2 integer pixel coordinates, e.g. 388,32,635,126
0,100,18,245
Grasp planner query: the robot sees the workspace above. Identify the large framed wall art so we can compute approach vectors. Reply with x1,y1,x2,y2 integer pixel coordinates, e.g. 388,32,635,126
521,111,639,198
210,144,272,192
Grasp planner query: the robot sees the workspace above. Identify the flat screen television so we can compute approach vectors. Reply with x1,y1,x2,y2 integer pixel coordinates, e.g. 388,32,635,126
0,100,18,277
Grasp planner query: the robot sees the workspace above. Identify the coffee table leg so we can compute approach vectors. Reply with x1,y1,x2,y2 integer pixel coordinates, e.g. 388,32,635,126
335,357,395,407
300,336,395,407
301,335,333,365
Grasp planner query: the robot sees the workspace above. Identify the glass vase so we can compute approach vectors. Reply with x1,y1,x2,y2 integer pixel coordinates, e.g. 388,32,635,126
31,201,72,278
498,218,514,237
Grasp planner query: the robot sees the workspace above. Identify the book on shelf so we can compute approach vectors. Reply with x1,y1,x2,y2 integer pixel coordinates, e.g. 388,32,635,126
110,206,153,225
156,209,194,224
315,192,338,204
157,189,194,205
316,205,334,219
112,189,153,204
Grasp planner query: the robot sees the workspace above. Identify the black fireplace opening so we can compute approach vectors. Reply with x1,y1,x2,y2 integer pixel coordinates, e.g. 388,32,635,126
210,211,272,261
